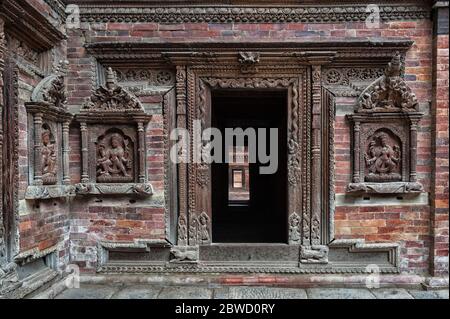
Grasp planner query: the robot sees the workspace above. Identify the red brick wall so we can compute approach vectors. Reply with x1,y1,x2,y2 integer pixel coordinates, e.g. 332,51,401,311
430,8,449,276
64,17,444,274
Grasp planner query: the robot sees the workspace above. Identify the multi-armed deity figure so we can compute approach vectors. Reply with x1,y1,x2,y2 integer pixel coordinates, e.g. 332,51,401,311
41,129,57,184
96,133,132,181
365,132,401,182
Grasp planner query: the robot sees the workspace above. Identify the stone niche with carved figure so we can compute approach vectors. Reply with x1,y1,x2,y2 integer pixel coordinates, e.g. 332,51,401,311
24,62,74,200
347,53,423,194
74,67,153,196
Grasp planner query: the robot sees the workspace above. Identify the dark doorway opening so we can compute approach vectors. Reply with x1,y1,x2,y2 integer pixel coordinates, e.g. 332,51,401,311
211,90,288,243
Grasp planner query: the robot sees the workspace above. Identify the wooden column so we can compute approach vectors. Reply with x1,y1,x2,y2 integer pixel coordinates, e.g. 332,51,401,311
0,16,6,265
353,121,361,183
62,120,70,185
80,122,89,183
137,121,145,183
33,113,43,185
175,65,188,246
311,65,322,245
409,118,418,182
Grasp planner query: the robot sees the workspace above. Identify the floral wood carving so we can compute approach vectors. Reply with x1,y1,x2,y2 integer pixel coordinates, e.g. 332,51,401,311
358,52,418,112
84,67,142,111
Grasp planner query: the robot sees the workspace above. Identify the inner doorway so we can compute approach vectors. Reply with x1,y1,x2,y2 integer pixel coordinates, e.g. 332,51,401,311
211,90,288,243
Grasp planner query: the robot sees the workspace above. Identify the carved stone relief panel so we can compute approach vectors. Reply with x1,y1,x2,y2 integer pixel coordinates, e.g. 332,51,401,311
75,67,153,196
347,53,423,194
24,62,73,199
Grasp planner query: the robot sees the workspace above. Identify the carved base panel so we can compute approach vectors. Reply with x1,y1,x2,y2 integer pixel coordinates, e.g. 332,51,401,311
74,182,153,196
25,185,76,200
96,240,399,274
347,182,424,194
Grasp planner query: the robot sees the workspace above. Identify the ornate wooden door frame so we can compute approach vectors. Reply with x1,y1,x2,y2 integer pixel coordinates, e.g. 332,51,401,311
173,53,335,257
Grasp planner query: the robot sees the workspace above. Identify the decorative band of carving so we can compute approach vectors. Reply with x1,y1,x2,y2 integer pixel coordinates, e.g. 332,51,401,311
97,264,400,274
79,5,430,24
74,182,153,196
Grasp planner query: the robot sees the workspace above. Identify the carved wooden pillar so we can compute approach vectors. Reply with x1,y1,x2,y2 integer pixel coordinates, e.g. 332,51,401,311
80,122,89,183
33,112,43,185
175,65,188,246
62,120,70,185
0,16,6,266
353,121,361,183
311,65,322,245
409,118,418,182
137,121,145,183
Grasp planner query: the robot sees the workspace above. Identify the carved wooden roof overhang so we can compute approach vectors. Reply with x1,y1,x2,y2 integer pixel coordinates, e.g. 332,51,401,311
68,0,432,23
85,40,414,67
0,0,66,51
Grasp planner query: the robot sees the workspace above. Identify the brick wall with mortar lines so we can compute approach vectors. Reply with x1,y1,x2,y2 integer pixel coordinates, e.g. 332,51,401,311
16,57,70,269
6,0,72,269
67,96,166,272
64,18,441,274
430,8,449,276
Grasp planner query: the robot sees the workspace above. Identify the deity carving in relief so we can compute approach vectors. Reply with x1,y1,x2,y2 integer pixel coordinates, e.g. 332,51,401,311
364,132,401,182
41,129,57,184
198,212,210,243
96,132,133,182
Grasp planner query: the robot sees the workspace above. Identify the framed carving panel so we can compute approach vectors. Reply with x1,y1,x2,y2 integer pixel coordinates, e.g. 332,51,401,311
74,67,153,196
24,67,74,200
347,53,423,194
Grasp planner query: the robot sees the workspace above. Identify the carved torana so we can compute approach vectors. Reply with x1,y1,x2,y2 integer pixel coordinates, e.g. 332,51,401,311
358,52,418,113
84,67,142,112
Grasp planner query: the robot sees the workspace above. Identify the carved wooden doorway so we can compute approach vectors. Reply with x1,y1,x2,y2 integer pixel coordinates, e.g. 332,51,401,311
211,90,288,243
176,63,322,255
